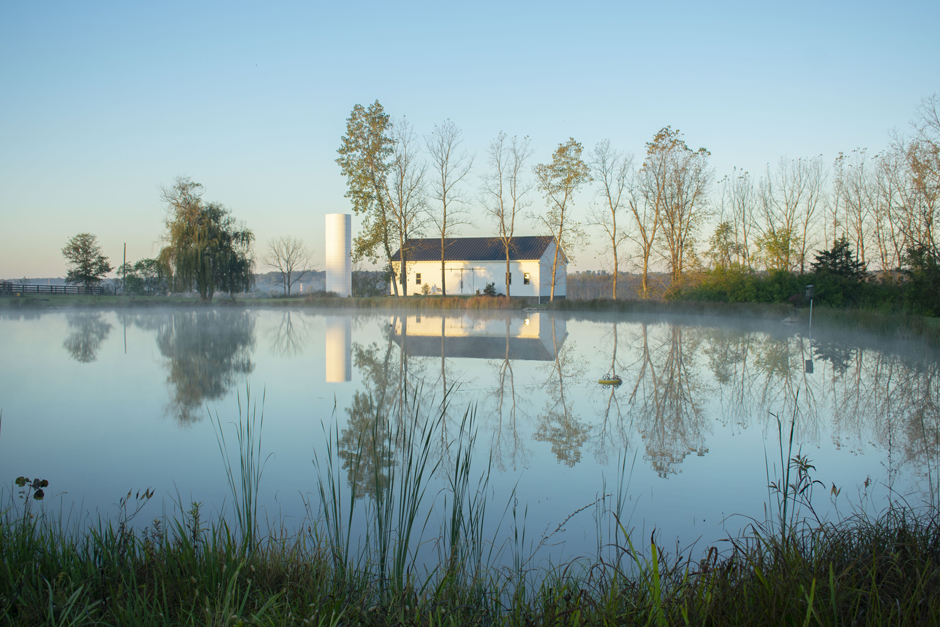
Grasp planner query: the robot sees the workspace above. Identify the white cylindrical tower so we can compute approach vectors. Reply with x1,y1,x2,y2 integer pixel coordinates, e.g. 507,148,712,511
325,213,352,297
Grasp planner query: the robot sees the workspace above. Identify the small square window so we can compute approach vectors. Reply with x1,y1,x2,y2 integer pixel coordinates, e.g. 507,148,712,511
416,273,422,285
524,272,531,285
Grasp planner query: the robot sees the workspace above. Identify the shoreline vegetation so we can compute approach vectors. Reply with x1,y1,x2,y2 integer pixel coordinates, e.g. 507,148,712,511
2,393,939,625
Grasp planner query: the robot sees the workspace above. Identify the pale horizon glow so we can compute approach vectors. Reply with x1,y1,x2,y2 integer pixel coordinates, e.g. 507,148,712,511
2,1,938,278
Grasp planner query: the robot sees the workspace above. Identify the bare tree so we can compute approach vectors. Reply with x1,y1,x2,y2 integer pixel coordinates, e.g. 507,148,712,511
386,118,428,295
718,168,757,268
588,140,634,299
534,138,592,301
640,127,711,288
833,149,874,267
263,236,314,296
425,120,474,295
481,132,533,297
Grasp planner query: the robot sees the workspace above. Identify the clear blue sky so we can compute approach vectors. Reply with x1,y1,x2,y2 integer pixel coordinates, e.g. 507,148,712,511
1,0,937,278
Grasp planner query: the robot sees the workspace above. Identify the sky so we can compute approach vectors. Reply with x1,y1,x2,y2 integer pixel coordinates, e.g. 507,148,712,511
1,0,938,279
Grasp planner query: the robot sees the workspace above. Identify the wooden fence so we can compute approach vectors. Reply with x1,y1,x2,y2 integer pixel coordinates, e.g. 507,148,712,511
0,283,106,296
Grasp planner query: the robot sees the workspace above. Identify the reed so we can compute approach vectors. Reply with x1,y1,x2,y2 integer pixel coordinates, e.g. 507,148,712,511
2,395,940,625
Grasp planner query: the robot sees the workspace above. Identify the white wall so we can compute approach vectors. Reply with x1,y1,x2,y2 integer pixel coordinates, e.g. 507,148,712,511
390,252,565,298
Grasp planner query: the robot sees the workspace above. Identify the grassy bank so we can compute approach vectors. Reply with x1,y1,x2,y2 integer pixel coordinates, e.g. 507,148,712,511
2,395,939,626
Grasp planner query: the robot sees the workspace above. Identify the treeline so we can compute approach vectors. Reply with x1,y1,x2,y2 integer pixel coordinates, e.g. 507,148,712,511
338,95,940,310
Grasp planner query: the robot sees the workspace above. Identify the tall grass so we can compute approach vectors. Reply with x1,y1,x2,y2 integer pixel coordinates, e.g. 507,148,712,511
2,393,940,625
212,386,269,553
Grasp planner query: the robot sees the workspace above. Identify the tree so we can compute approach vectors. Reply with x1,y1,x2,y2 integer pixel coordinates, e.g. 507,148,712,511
387,118,428,295
706,221,745,270
588,140,633,299
811,236,868,280
642,127,711,287
115,258,168,296
263,236,314,296
62,233,113,288
481,132,533,298
158,177,254,301
425,119,474,296
534,138,591,301
335,101,398,295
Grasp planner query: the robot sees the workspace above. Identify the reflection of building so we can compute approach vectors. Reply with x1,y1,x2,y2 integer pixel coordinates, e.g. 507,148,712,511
389,236,567,298
391,313,566,360
325,316,352,382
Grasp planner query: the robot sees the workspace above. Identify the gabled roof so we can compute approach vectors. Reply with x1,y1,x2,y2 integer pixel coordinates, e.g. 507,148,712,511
390,236,561,262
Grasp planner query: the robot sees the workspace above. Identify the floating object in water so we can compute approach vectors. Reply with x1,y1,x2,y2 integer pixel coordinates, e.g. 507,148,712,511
598,373,622,386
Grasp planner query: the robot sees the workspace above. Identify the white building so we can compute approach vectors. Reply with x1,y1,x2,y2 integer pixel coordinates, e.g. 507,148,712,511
389,236,567,299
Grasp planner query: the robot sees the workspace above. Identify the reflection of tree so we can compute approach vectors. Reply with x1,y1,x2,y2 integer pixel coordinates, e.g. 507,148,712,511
488,319,529,471
339,328,400,500
590,320,631,465
534,317,588,466
268,311,309,357
154,310,256,424
624,323,710,477
63,312,113,363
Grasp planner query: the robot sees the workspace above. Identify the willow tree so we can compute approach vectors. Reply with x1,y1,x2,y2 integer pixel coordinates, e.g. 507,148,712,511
158,177,254,301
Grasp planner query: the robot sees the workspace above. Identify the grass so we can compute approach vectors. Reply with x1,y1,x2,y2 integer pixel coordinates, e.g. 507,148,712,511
2,393,940,625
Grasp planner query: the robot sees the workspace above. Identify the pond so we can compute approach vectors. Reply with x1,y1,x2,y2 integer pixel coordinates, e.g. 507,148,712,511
1,307,937,565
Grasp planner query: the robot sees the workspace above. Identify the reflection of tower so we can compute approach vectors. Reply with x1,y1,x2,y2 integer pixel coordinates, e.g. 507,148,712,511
325,213,352,297
325,316,352,382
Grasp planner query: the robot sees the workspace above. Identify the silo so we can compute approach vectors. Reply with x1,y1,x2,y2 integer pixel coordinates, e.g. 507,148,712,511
325,213,352,297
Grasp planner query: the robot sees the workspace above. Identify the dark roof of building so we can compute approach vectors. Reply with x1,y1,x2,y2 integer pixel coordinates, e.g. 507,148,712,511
390,236,561,262
391,334,559,361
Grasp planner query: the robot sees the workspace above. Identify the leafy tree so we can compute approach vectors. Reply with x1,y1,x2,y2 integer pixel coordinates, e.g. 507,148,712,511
811,236,868,280
706,221,745,270
116,258,168,296
336,101,399,294
158,177,254,301
62,233,113,288
534,138,591,300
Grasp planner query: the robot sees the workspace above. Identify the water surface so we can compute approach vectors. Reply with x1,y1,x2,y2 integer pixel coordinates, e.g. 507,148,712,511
1,307,936,562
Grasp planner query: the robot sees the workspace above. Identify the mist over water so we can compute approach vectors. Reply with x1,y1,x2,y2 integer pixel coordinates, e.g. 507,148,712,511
0,307,936,563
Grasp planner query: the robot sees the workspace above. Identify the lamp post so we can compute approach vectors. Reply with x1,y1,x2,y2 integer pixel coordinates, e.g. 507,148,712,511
805,284,814,331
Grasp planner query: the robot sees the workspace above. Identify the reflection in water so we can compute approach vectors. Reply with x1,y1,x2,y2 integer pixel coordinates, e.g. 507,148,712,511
269,311,310,357
624,323,710,477
151,310,256,424
340,324,399,499
534,317,588,467
390,313,563,360
325,316,352,382
63,312,113,363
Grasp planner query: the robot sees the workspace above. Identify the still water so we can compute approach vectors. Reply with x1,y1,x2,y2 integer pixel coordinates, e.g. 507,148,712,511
0,307,937,562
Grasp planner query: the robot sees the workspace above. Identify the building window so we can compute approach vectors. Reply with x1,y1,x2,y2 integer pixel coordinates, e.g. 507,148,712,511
416,273,422,285
506,272,511,285
524,272,530,285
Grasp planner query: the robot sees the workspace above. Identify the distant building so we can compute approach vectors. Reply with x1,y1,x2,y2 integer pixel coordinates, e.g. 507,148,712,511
389,236,567,298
